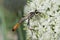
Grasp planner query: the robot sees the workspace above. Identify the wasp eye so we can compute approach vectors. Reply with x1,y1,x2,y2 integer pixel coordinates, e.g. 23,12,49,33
35,10,38,13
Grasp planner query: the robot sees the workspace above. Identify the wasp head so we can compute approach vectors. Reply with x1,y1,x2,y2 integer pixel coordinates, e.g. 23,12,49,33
35,10,40,14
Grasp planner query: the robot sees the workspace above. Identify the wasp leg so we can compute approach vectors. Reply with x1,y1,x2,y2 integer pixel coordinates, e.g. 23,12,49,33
27,18,34,30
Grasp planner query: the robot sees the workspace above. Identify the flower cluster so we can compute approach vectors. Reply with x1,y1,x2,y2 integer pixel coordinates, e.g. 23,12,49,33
24,0,60,40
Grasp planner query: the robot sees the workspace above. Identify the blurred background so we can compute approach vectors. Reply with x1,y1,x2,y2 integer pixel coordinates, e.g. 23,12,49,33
1,0,60,40
0,0,27,40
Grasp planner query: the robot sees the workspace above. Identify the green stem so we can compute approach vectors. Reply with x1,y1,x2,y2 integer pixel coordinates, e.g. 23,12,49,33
0,6,7,40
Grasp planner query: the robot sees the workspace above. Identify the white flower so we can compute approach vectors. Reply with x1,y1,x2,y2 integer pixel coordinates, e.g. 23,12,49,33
24,0,60,40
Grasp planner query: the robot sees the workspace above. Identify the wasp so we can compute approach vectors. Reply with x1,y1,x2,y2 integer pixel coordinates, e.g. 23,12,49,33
12,10,41,31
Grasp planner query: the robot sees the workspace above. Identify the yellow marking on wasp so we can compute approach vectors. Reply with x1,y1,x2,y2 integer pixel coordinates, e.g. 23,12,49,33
12,23,20,31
